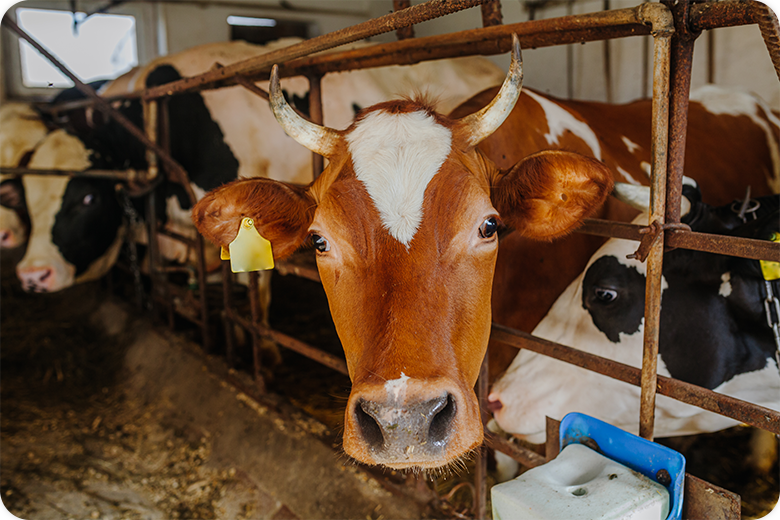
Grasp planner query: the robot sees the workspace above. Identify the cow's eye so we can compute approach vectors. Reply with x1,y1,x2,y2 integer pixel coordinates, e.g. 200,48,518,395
311,234,330,253
594,287,618,303
82,193,95,206
479,217,498,239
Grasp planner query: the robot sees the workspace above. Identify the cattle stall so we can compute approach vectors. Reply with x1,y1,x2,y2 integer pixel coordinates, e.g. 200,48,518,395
1,0,779,518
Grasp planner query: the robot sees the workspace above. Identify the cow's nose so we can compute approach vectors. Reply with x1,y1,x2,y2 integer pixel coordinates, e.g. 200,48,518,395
17,267,54,292
487,393,503,413
0,230,17,248
354,393,456,458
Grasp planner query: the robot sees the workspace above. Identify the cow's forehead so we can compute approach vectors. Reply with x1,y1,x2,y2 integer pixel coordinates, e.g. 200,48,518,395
345,109,453,247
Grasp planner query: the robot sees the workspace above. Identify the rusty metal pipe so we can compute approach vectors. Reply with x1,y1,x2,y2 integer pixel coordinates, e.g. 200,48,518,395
224,306,349,375
0,166,145,182
480,0,503,27
0,16,189,195
141,0,487,100
638,1,673,442
393,0,415,39
308,73,325,180
491,324,780,435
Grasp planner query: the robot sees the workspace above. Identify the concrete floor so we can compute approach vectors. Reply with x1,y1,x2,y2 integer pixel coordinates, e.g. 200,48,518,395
0,266,424,520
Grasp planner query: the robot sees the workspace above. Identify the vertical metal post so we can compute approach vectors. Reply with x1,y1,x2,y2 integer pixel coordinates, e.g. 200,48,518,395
248,271,267,393
393,0,415,39
475,353,489,520
638,12,672,441
308,73,325,180
663,0,698,226
603,0,613,103
142,99,160,316
222,261,237,367
480,0,503,27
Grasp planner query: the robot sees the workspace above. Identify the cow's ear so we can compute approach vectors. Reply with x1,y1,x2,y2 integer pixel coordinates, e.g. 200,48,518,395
492,150,613,240
192,178,315,260
0,178,25,210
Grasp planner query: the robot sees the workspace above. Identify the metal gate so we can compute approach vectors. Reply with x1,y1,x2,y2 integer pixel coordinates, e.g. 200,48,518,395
3,0,780,517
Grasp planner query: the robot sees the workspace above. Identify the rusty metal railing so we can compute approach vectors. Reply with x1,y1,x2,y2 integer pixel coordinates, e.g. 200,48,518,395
3,1,780,518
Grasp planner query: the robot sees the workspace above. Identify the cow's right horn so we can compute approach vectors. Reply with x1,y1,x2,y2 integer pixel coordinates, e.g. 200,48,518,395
458,33,523,147
269,65,340,157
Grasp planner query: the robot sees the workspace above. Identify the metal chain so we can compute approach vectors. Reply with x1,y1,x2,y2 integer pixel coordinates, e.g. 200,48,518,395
117,188,147,310
764,280,780,373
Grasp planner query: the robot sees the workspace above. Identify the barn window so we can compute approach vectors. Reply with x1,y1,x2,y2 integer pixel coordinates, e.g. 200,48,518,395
16,7,138,88
227,15,309,45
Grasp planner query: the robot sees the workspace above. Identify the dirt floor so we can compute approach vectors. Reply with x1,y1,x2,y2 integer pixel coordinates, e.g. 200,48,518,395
0,247,778,519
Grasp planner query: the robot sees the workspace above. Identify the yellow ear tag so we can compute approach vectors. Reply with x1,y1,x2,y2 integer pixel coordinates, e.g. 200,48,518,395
760,232,780,281
226,217,274,273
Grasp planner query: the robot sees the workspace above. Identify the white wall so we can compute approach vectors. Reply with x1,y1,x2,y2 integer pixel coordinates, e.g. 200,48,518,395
159,1,370,56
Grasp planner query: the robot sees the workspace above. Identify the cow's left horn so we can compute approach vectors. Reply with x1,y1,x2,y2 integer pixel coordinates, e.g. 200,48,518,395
458,33,523,147
269,65,340,157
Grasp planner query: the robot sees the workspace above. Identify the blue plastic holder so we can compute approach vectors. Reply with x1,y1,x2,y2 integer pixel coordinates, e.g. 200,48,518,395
559,413,685,520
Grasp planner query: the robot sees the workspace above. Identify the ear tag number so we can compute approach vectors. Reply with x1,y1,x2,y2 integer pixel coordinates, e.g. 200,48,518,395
225,217,274,273
760,232,780,281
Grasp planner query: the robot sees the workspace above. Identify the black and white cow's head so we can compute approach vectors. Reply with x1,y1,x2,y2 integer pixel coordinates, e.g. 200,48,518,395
489,180,780,441
15,65,239,292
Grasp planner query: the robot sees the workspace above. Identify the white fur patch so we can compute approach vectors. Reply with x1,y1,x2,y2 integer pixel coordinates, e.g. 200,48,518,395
525,90,602,160
385,372,410,401
347,110,452,246
617,166,641,185
621,136,641,154
719,272,732,298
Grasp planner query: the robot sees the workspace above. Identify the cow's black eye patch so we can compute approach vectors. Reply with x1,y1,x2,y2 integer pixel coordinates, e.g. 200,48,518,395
52,178,122,276
581,255,645,343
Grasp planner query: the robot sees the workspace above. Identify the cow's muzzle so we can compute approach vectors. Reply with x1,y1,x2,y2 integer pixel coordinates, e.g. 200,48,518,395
344,378,482,469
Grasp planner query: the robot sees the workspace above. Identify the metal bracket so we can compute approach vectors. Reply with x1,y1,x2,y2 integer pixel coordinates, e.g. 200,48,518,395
627,221,691,262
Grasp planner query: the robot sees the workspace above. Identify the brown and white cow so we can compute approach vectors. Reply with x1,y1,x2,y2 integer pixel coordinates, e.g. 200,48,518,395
449,84,780,380
192,37,613,469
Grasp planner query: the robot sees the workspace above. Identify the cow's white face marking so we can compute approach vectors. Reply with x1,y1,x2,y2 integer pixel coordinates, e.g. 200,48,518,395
385,372,410,402
525,90,602,160
347,110,452,246
621,136,641,154
719,272,732,297
691,85,780,192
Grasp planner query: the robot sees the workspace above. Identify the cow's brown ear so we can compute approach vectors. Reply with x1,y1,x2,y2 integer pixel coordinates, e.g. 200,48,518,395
192,178,315,260
491,150,612,240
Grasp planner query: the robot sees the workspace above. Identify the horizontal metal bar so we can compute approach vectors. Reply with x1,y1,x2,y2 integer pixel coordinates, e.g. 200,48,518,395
578,219,780,262
156,228,199,248
0,166,144,182
141,0,486,100
274,252,321,282
667,228,780,262
490,323,780,435
484,430,546,468
224,307,348,375
689,0,761,32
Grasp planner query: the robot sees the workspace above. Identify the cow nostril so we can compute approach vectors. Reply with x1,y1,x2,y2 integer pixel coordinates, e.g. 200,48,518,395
39,269,53,282
428,394,456,446
356,400,384,449
487,397,503,413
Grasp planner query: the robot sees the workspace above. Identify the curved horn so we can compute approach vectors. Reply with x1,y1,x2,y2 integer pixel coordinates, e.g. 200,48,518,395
613,176,697,216
613,183,650,213
269,65,340,157
458,33,523,147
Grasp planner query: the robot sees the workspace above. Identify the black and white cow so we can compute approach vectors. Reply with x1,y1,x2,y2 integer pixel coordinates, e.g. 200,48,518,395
488,180,780,442
11,39,506,293
0,102,49,249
